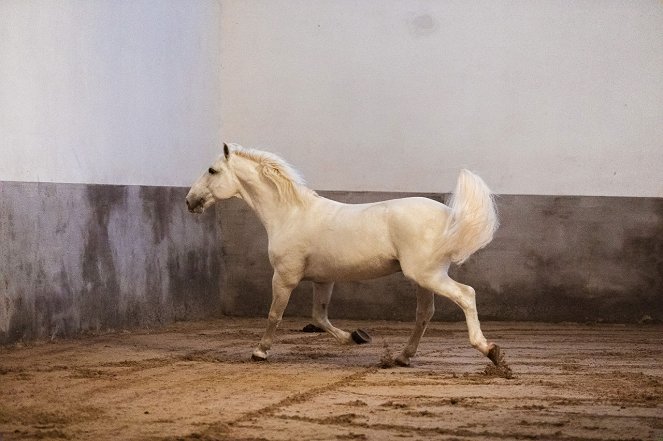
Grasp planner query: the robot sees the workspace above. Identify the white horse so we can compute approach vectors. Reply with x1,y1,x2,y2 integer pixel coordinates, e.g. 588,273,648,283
186,143,508,370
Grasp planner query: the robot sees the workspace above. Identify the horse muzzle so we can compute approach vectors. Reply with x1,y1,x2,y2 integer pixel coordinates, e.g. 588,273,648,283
185,196,205,214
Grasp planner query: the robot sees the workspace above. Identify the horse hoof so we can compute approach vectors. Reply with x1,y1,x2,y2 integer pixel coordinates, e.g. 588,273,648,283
302,323,324,333
351,329,372,344
251,351,267,362
487,344,503,366
394,355,411,367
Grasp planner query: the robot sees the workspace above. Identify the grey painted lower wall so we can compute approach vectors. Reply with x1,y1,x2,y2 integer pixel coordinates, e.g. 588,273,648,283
0,182,224,344
1,182,661,344
220,192,663,324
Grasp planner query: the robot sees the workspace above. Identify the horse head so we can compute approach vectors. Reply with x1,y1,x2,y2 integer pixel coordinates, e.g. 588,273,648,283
185,143,239,213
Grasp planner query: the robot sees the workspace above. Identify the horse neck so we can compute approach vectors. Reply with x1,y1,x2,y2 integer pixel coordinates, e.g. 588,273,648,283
233,165,305,235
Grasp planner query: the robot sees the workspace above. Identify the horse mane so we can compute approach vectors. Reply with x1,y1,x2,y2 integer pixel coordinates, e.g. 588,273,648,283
230,144,313,204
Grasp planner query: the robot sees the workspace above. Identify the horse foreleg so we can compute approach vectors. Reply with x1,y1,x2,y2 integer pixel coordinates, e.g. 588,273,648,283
312,282,353,344
395,287,435,367
252,272,297,361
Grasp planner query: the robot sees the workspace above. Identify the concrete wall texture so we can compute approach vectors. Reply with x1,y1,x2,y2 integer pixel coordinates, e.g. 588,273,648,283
220,192,663,324
0,182,224,344
2,184,661,343
1,1,662,342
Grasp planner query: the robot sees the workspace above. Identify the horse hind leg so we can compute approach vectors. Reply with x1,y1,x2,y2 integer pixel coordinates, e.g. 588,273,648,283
413,271,509,372
312,282,354,344
395,287,435,367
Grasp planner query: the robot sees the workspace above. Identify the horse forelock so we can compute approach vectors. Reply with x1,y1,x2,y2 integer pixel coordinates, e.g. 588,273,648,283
229,145,311,203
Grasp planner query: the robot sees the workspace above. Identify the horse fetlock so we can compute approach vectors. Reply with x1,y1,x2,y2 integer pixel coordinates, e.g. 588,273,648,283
472,341,491,356
469,331,489,354
333,331,353,345
311,316,329,330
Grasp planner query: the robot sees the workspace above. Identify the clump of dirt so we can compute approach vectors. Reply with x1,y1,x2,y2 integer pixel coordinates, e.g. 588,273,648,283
484,345,514,379
378,341,396,369
450,398,461,405
516,404,546,410
320,413,358,425
342,400,368,407
380,401,409,409
336,433,367,440
164,422,234,441
405,410,435,417
483,362,513,379
69,368,117,379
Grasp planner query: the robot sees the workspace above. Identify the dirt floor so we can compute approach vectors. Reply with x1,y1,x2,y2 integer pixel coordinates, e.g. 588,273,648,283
1,318,662,441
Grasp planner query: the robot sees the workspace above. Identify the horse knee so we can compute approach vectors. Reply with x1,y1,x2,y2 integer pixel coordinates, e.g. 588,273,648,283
267,311,283,323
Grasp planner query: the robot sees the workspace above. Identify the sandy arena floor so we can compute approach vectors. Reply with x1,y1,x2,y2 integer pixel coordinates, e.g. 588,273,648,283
1,318,661,441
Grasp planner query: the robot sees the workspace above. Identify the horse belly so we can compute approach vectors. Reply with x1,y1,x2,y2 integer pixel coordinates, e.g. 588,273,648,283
303,252,401,282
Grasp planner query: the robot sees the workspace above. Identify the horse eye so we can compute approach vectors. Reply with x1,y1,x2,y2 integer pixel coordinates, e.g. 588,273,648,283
208,167,218,175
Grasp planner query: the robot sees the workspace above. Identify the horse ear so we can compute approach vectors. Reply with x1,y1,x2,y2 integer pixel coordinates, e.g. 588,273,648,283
223,143,230,159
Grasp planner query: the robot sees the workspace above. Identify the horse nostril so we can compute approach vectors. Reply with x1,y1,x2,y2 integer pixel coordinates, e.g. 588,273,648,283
186,196,205,213
186,197,199,212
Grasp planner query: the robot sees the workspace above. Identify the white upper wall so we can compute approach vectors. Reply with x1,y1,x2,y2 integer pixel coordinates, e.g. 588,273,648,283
0,0,221,187
221,0,663,196
1,1,661,196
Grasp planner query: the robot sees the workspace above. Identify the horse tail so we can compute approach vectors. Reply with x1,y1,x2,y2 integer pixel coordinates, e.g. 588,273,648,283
444,169,499,265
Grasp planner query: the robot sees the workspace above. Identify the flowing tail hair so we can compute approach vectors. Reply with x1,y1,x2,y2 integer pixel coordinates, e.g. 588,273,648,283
445,169,499,265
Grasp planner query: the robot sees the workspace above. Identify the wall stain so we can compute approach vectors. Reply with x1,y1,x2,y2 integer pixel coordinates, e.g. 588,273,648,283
143,257,161,325
80,185,126,331
168,248,223,320
140,186,181,244
409,14,439,37
5,293,33,342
